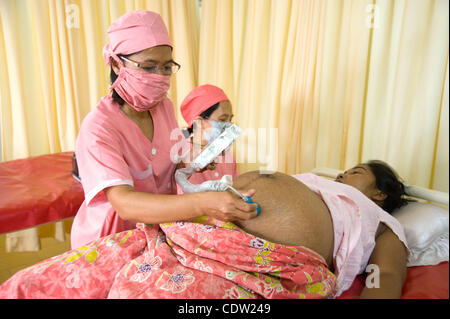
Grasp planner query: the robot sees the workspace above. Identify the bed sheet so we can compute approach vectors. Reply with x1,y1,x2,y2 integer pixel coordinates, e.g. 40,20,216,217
0,221,337,299
1,155,446,298
1,219,446,298
337,261,449,299
0,152,84,234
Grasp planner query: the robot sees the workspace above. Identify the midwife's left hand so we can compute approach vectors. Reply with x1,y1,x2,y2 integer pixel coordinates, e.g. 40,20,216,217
196,161,217,173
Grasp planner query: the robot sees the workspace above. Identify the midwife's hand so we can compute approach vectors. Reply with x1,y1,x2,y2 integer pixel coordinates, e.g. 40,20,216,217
195,161,217,173
179,143,218,173
198,189,258,222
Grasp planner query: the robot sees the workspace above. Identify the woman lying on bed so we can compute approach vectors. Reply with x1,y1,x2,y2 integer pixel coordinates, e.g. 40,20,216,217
234,160,410,298
0,161,409,299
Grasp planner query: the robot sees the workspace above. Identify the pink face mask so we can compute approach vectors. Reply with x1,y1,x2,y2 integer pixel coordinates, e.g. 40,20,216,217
110,66,171,111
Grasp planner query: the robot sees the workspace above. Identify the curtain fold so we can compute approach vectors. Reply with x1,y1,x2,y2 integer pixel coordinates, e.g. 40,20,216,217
198,0,449,192
0,0,448,252
0,0,200,252
3,0,446,190
0,0,200,162
431,56,449,192
0,0,31,160
361,0,449,188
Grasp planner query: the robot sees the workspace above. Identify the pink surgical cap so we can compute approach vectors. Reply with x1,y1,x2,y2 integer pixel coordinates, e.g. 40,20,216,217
102,10,172,66
180,84,230,128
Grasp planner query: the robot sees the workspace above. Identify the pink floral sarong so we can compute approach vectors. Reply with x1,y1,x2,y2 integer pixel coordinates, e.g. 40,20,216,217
0,219,337,299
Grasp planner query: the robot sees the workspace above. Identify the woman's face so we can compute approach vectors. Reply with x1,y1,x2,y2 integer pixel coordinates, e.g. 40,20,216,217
335,164,386,204
208,100,233,123
112,45,174,75
193,100,234,146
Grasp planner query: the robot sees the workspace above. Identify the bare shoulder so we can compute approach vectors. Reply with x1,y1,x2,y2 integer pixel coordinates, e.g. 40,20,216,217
375,222,388,238
369,225,408,277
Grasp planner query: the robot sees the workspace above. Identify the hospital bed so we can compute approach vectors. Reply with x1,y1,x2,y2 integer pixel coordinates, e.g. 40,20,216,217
0,155,447,298
312,168,449,299
0,152,84,250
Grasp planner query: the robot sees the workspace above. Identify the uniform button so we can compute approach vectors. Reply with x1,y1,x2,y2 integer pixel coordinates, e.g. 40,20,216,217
214,172,219,178
167,182,171,189
151,148,157,155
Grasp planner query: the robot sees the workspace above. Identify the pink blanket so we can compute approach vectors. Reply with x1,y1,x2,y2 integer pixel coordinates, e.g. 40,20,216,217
0,219,336,299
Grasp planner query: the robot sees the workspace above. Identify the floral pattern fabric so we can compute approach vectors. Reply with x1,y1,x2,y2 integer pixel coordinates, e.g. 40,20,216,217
0,218,337,299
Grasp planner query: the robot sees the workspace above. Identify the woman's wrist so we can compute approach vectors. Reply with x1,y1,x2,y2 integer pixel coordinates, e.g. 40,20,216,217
187,192,208,218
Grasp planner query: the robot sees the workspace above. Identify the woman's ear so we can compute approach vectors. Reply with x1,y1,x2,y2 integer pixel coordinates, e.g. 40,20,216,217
371,190,387,203
192,117,206,130
192,117,203,143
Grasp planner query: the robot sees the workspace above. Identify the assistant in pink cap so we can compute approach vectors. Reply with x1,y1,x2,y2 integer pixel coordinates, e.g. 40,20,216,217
177,84,240,194
180,84,229,128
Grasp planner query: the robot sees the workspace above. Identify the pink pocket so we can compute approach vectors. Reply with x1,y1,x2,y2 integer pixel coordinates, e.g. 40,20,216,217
129,164,153,179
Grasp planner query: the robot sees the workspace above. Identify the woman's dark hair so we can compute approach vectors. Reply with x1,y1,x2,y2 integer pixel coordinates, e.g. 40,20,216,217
364,160,410,213
186,102,221,135
110,54,132,106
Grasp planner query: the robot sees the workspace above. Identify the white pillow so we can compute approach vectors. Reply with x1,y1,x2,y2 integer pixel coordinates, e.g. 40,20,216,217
392,202,449,267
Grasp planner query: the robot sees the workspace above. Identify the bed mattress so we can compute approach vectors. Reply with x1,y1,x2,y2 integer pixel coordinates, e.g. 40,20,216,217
0,152,84,234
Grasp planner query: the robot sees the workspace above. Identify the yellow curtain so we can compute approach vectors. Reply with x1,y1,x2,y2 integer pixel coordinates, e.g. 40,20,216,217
362,0,449,189
0,0,200,251
0,0,200,162
198,0,449,192
432,56,448,192
0,0,448,250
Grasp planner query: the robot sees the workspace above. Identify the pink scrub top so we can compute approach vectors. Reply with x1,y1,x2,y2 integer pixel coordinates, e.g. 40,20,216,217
71,95,179,249
176,147,239,194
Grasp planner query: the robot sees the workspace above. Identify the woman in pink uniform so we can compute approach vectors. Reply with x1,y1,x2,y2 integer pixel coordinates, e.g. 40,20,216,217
71,11,258,249
177,84,239,193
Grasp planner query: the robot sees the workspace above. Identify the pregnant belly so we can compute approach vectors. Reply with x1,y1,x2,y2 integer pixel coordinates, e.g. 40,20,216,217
233,172,335,268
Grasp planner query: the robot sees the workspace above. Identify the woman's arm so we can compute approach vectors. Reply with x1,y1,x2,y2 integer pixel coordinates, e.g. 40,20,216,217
360,226,408,299
105,185,258,224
